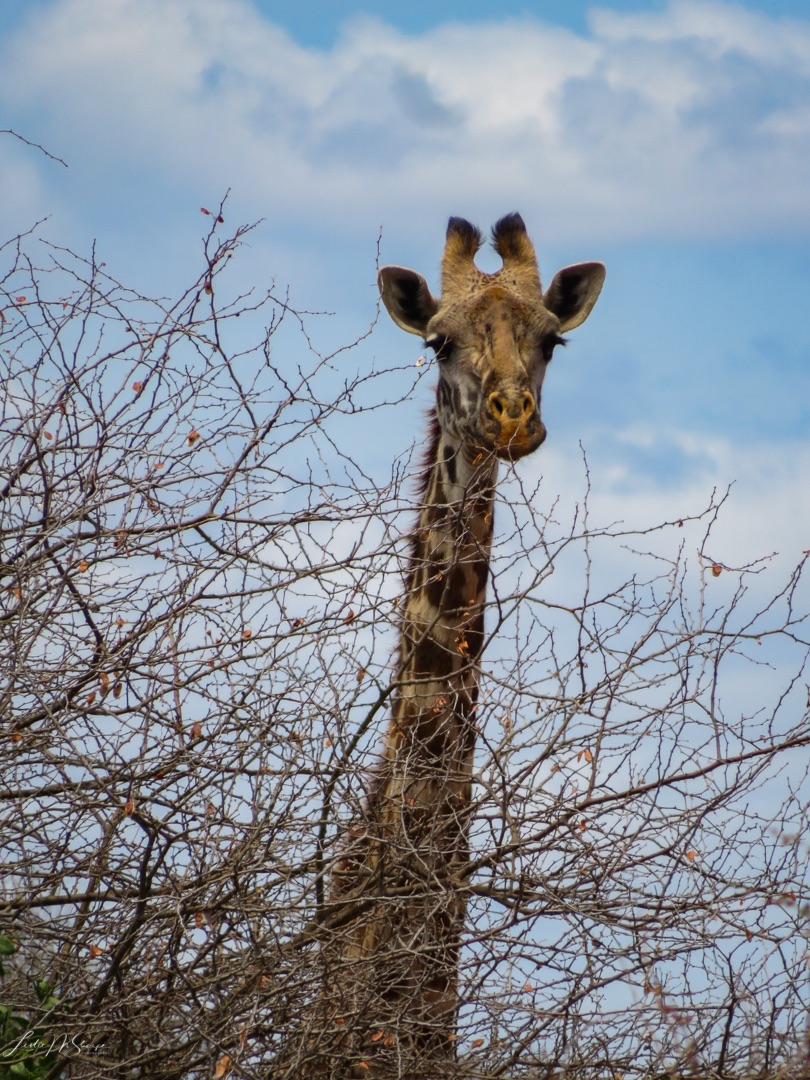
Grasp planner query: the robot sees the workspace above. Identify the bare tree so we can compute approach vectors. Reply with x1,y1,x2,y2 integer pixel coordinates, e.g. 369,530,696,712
1,213,809,1080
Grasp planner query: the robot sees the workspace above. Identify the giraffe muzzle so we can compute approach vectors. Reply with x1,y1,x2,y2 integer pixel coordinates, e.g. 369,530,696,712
486,389,546,458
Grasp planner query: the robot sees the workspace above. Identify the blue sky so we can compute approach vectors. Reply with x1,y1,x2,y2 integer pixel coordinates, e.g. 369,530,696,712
1,0,809,569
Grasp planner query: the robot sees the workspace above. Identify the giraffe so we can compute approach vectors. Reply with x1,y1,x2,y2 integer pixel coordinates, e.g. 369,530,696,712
313,214,604,1078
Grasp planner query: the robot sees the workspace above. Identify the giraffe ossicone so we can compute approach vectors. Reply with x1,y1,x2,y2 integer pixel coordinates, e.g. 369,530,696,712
314,214,604,1078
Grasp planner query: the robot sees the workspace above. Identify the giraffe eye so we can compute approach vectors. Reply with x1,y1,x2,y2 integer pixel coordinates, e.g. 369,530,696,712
542,334,567,362
426,335,452,360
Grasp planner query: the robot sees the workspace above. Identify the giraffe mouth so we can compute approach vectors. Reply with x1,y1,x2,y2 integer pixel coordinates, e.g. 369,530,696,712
492,422,547,460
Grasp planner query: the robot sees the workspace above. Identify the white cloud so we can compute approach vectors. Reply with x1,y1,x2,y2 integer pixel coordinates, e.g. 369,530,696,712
2,0,810,243
522,426,810,572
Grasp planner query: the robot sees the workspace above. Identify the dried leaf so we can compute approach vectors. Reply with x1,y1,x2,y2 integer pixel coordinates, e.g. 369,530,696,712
213,1054,231,1078
711,564,723,577
471,1038,484,1048
383,1034,396,1048
132,381,143,392
77,559,89,573
186,429,200,446
89,944,104,957
686,850,697,862
344,609,356,624
44,431,53,441
415,355,425,367
99,672,110,695
356,667,366,683
201,207,211,216
355,1063,370,1072
195,911,205,929
190,721,202,740
124,798,135,815
371,1031,384,1043
241,628,252,639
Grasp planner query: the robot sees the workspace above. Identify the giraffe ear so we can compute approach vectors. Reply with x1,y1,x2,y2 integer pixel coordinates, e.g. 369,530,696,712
543,262,606,332
378,266,440,336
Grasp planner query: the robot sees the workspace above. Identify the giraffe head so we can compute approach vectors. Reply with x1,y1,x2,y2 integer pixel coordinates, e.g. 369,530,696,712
379,213,605,461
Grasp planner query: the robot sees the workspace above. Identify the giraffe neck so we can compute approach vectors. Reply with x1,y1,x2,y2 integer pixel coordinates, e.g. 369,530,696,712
320,419,500,1077
385,415,497,765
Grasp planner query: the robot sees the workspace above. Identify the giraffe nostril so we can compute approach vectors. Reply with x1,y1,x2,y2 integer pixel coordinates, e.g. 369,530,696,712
488,390,535,422
487,392,506,420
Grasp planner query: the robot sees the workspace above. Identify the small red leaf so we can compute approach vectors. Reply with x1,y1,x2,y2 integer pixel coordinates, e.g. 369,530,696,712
200,207,211,216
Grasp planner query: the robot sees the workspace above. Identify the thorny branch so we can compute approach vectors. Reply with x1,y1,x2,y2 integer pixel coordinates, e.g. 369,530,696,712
0,221,809,1079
